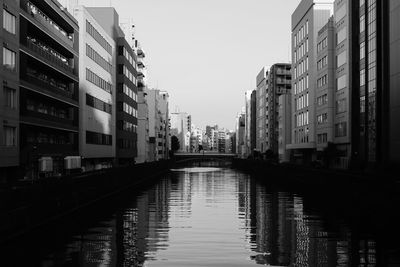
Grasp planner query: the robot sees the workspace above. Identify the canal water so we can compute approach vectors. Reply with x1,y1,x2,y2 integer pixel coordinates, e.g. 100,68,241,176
2,164,400,266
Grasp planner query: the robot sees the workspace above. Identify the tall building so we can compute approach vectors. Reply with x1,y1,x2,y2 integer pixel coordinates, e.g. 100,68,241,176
288,0,334,164
349,0,396,168
389,1,400,165
19,0,80,178
256,64,291,157
244,90,253,156
72,6,116,171
315,18,336,158
256,66,269,153
115,32,138,165
235,109,246,158
146,89,169,161
269,64,292,156
170,111,191,152
250,90,257,155
1,0,20,181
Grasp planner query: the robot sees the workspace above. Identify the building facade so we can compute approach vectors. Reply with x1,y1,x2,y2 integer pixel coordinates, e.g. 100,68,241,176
288,0,334,164
1,0,20,180
73,6,116,171
19,0,80,178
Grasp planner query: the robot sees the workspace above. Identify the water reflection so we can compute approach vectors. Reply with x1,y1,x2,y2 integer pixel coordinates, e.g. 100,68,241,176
7,165,398,266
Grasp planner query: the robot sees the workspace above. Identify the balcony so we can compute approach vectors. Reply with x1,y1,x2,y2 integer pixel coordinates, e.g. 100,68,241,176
137,60,145,68
24,37,75,76
24,1,74,48
137,69,145,79
22,71,75,101
276,69,291,76
137,48,145,58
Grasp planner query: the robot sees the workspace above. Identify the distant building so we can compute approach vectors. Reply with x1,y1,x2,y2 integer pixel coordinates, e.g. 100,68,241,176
170,111,191,152
146,89,169,161
235,109,246,158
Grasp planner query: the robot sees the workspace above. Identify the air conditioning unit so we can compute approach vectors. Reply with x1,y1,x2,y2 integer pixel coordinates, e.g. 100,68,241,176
64,156,81,170
39,157,53,172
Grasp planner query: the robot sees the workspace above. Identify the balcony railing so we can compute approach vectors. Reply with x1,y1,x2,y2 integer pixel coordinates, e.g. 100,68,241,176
23,72,74,99
25,1,73,47
26,37,74,74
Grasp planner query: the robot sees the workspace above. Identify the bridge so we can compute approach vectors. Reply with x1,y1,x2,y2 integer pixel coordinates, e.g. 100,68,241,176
173,152,237,162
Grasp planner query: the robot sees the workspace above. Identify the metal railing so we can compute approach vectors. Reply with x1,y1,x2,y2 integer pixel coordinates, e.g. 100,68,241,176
26,38,74,74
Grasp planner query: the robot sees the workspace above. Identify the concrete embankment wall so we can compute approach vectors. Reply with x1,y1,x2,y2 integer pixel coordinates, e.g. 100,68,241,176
0,161,171,243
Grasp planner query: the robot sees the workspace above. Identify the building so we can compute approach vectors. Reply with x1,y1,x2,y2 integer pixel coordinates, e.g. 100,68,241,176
250,90,257,156
146,89,169,161
244,90,253,156
170,111,191,152
288,0,334,164
136,90,149,163
255,64,291,157
19,0,80,178
255,67,269,154
315,17,336,162
389,1,400,165
269,64,292,156
235,109,246,158
1,0,20,181
115,33,138,165
72,6,116,171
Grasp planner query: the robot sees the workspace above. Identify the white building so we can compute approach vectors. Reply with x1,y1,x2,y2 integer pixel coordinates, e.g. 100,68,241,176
72,6,116,170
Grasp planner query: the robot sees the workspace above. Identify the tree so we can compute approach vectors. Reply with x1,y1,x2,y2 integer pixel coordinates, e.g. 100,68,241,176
171,135,180,152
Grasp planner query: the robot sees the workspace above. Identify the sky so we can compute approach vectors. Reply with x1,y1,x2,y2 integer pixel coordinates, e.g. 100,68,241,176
77,0,300,130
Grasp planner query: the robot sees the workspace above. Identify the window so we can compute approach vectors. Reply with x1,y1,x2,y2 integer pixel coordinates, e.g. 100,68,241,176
360,69,366,86
335,122,347,137
3,87,16,109
3,126,16,146
317,94,328,106
337,27,347,44
3,9,16,34
360,41,365,60
335,4,346,23
336,99,347,113
86,68,112,94
337,51,347,67
3,47,16,71
317,113,328,124
317,133,328,144
86,94,112,114
86,44,112,73
337,75,347,91
86,131,112,146
86,20,112,55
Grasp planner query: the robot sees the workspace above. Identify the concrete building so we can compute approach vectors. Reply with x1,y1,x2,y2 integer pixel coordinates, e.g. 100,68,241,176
256,64,291,157
115,35,138,165
72,6,116,171
244,90,253,156
146,89,169,161
1,0,20,181
170,111,191,152
315,17,336,159
255,67,269,153
269,64,292,156
19,0,80,178
250,90,257,156
235,109,246,158
288,0,334,164
136,90,149,163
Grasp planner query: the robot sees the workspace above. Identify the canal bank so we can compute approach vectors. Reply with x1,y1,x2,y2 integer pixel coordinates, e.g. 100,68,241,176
0,160,172,243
